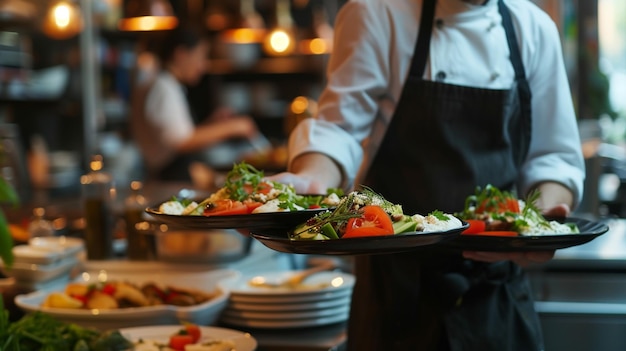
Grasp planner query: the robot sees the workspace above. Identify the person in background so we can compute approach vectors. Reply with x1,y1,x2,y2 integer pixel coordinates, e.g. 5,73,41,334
271,0,585,350
130,26,260,182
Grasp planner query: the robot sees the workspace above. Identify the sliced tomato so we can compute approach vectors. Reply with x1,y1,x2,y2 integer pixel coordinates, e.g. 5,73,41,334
343,205,394,238
184,324,201,343
476,197,520,214
462,219,487,235
204,199,248,216
243,181,273,195
243,199,264,213
101,283,116,295
474,231,518,237
169,334,194,350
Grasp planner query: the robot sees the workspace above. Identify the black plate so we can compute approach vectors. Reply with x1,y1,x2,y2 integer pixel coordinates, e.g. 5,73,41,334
145,207,330,231
443,217,609,252
249,223,469,256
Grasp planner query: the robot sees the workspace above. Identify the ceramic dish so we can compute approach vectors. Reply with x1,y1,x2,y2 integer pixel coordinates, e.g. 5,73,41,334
15,268,238,331
228,296,351,312
220,270,355,297
228,288,353,304
222,304,350,320
0,256,79,282
220,312,349,329
444,217,610,252
145,207,328,231
119,325,257,351
250,223,467,256
11,236,85,265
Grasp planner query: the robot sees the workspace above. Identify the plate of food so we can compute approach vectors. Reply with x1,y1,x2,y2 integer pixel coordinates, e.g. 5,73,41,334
145,162,340,230
250,188,467,255
122,324,257,351
444,185,610,251
14,267,237,331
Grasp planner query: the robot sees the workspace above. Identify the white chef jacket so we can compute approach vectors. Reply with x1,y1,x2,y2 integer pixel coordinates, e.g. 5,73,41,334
288,0,585,204
131,71,195,172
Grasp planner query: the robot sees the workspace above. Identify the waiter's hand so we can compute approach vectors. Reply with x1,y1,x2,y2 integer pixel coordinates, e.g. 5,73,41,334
267,172,327,194
267,153,343,194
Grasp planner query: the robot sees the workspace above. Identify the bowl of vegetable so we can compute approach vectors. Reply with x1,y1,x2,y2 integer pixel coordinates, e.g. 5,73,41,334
14,264,238,331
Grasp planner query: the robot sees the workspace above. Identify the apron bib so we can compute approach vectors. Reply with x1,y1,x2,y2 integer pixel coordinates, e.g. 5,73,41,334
348,0,542,350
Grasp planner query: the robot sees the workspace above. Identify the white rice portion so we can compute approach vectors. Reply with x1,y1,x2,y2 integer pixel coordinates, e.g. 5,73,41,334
411,213,463,232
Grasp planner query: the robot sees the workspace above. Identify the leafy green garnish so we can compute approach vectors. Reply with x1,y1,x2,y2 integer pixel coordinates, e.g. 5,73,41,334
429,210,450,221
224,162,266,201
0,176,18,267
0,311,132,351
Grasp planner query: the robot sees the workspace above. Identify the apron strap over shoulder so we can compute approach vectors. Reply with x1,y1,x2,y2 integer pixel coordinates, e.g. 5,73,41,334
410,0,437,79
498,0,527,82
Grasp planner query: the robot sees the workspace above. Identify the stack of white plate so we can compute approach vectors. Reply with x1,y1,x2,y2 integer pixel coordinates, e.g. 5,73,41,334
219,270,355,329
1,236,84,290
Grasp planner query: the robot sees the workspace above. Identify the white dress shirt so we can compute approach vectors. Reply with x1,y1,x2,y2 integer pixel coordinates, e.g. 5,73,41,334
288,0,585,204
131,71,195,172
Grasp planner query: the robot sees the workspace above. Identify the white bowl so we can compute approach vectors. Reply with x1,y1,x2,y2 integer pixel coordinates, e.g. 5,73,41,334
14,266,238,331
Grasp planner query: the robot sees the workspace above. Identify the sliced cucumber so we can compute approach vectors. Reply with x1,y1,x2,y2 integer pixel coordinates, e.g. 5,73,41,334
320,222,339,239
393,216,418,234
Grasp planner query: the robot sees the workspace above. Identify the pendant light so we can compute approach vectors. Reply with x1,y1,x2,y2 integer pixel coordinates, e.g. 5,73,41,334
298,3,333,55
220,0,265,44
118,0,178,32
42,0,83,40
263,0,296,56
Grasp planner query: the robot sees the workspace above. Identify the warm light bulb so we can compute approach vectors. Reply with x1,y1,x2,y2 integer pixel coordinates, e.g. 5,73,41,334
263,28,295,56
300,38,330,55
53,3,71,28
290,96,309,114
42,0,83,40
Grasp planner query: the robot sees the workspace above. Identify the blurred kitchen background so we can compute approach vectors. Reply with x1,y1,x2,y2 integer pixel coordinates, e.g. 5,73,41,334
0,1,625,350
0,0,624,206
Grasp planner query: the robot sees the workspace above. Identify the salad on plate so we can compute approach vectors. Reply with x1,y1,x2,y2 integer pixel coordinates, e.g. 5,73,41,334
289,187,463,241
456,184,580,237
156,162,341,217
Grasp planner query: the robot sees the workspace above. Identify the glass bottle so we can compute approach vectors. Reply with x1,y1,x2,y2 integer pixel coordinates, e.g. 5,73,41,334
80,155,115,260
124,180,152,260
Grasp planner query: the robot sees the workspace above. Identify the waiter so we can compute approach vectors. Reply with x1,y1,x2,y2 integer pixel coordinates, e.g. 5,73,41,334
272,0,584,350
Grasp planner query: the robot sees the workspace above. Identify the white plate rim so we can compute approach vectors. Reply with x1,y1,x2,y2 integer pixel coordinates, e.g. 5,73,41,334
228,295,351,311
222,304,350,320
221,270,355,296
220,311,349,329
229,288,352,303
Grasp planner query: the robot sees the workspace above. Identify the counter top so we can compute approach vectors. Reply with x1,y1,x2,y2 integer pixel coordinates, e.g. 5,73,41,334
536,217,626,270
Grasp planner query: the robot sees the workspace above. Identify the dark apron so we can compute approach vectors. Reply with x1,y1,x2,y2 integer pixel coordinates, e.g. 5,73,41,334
349,0,541,350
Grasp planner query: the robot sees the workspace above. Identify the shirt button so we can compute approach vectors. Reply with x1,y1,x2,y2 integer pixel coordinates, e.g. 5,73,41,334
435,19,444,28
435,71,447,81
491,71,500,80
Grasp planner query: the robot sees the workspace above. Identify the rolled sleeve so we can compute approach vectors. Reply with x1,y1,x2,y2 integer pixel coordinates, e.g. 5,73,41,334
517,8,585,205
288,118,364,190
